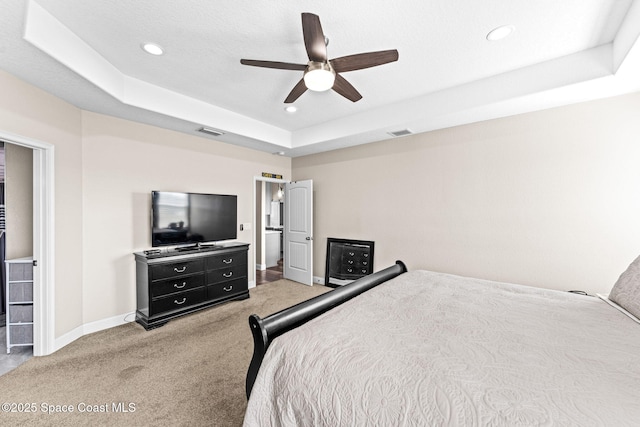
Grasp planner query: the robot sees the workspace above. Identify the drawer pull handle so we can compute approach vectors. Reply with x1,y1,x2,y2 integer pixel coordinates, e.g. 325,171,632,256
223,285,233,292
174,297,187,305
174,282,186,289
174,266,187,273
223,272,233,278
222,258,233,264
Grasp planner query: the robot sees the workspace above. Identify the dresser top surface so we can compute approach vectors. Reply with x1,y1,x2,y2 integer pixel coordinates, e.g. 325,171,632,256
134,242,249,262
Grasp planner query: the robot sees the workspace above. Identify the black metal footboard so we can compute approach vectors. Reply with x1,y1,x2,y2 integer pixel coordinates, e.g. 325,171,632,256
246,260,408,398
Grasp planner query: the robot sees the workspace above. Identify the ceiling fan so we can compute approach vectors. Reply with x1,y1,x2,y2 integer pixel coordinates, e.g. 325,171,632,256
240,13,399,103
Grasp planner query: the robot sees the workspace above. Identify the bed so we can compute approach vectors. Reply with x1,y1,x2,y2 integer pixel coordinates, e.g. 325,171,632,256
244,258,640,426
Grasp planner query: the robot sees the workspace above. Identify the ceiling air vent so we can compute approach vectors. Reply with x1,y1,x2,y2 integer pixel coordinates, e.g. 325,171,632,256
198,127,225,137
387,129,413,137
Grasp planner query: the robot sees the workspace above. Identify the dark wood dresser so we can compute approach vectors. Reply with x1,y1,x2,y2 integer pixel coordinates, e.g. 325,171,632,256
134,242,249,330
325,238,375,287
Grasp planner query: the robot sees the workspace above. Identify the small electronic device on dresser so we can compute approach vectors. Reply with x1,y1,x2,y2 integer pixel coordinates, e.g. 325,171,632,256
134,190,248,330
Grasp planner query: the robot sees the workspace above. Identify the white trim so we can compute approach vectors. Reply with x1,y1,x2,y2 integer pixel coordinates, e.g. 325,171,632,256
54,311,136,351
0,130,55,356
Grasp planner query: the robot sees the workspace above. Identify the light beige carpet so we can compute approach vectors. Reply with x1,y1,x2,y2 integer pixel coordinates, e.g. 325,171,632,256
0,280,330,426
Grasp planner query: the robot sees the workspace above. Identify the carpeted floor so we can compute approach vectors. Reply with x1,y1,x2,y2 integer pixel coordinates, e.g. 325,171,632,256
0,280,330,426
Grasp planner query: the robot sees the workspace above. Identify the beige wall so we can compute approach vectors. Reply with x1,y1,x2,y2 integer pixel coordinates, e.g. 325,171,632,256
5,143,33,259
293,92,640,295
0,69,291,341
0,70,84,337
80,111,290,324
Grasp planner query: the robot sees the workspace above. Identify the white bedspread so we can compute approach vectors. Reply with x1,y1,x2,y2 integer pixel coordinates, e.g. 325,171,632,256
244,270,640,426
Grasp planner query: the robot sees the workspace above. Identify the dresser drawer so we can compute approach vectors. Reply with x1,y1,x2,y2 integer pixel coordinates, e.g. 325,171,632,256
207,278,247,300
207,265,246,285
150,259,204,281
343,258,371,267
150,287,205,315
205,251,247,270
343,248,370,261
342,266,369,275
151,274,205,298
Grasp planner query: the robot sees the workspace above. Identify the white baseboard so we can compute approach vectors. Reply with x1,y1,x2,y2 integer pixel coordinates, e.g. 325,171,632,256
313,276,324,285
54,311,136,353
52,275,312,353
256,263,266,271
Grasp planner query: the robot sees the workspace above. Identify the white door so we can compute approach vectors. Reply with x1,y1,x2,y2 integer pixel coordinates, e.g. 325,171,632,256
283,180,313,285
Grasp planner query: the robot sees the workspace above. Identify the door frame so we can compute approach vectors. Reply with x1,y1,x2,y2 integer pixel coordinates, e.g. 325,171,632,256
252,175,288,289
0,130,54,356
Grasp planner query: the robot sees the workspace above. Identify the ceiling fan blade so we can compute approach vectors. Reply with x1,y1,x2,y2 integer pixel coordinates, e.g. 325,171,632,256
332,74,362,102
240,59,307,71
302,13,327,62
330,49,399,73
284,79,308,103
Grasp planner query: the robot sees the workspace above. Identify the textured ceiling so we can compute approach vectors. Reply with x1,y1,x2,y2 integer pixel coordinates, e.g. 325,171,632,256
0,0,639,156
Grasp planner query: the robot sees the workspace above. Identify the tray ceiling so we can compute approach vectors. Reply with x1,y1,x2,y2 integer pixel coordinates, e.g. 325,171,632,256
0,0,639,156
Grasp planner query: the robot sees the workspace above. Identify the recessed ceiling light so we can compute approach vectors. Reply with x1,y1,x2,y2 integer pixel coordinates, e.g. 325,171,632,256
273,151,285,156
141,43,164,55
284,105,297,113
486,25,515,41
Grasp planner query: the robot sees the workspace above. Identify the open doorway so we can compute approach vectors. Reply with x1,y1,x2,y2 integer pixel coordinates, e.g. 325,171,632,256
253,177,314,287
0,141,34,373
0,131,54,358
254,178,286,286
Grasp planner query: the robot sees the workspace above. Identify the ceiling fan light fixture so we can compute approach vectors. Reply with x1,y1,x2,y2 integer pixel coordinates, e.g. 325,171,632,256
240,13,398,103
303,62,335,92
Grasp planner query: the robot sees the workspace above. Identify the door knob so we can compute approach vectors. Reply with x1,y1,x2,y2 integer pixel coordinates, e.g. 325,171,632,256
305,236,313,241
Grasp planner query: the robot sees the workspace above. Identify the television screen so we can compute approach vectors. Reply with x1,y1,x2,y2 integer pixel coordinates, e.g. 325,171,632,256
151,191,237,247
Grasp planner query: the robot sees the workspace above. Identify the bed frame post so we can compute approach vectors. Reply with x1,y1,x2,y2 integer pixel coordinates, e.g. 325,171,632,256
246,314,268,398
246,260,408,399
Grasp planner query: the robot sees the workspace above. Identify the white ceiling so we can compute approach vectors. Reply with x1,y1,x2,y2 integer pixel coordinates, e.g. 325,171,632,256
1,0,639,157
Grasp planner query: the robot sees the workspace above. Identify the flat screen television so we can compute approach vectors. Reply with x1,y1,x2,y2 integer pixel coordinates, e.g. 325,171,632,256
151,191,237,247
